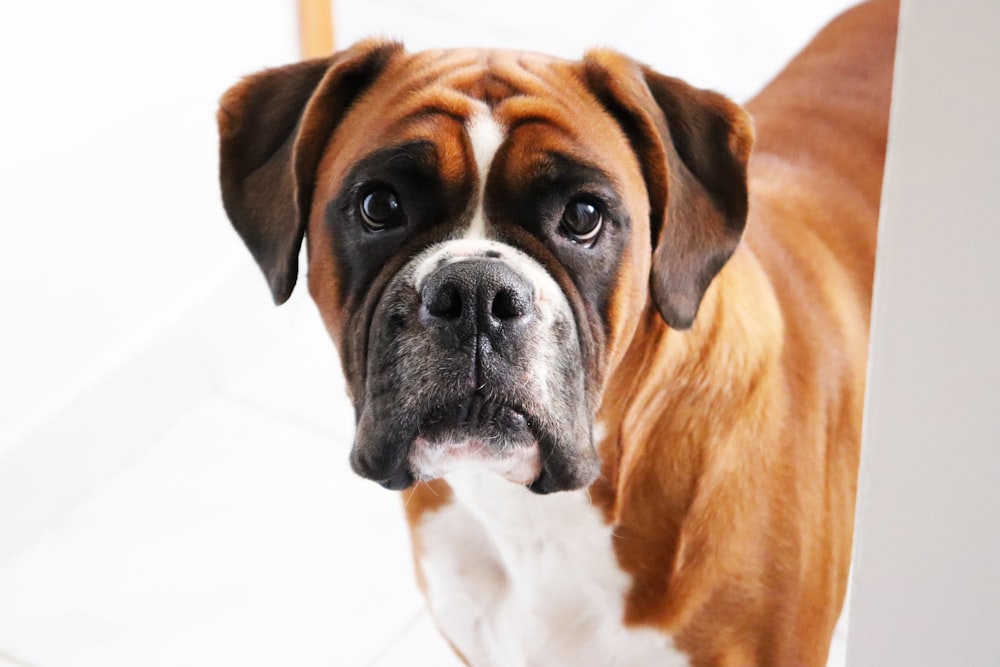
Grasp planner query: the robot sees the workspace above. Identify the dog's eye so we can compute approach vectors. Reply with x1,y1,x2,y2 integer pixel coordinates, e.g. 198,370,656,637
561,199,603,245
360,188,402,230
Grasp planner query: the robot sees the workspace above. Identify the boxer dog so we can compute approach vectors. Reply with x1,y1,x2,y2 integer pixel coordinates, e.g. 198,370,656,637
217,1,897,664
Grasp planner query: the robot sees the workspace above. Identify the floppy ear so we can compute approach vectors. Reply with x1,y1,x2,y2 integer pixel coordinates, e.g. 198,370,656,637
580,50,754,329
218,40,403,304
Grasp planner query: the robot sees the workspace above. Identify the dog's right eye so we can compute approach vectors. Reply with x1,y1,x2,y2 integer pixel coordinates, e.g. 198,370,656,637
360,188,403,230
561,198,604,246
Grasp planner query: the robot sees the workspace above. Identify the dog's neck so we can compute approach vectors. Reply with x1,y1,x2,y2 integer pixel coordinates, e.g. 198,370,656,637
592,241,786,531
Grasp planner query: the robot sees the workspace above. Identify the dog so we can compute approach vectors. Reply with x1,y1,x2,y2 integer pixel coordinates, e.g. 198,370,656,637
217,1,897,664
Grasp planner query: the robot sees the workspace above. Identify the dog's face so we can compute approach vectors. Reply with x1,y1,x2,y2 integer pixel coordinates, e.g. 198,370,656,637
218,41,753,494
306,63,652,494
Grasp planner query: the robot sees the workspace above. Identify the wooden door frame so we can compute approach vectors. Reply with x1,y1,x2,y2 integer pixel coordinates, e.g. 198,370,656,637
298,0,334,58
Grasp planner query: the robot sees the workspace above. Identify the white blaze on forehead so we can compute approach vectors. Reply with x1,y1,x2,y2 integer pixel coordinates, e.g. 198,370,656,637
464,109,506,240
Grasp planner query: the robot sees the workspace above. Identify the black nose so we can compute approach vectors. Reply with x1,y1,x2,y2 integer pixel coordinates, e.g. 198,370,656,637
420,258,533,347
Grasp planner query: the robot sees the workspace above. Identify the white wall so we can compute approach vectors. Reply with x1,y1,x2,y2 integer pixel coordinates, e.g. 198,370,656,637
0,0,298,558
0,0,297,450
847,1,1000,664
335,0,856,101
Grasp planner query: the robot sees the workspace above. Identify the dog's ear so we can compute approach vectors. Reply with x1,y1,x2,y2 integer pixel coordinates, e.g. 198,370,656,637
580,50,754,329
218,40,403,304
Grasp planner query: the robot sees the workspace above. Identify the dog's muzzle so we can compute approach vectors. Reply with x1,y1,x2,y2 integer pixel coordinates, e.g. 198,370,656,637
349,240,600,494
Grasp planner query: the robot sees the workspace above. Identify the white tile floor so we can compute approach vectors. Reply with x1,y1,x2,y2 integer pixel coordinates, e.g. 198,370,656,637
0,281,463,667
0,1,858,665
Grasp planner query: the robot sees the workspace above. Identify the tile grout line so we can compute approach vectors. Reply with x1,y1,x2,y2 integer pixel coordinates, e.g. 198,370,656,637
360,607,429,667
0,649,43,667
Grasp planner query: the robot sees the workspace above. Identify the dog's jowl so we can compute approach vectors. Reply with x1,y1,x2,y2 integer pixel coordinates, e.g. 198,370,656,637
217,1,898,664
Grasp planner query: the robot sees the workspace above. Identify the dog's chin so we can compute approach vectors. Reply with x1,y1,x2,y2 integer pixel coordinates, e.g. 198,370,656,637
409,400,542,486
351,398,539,488
352,396,601,494
408,437,542,486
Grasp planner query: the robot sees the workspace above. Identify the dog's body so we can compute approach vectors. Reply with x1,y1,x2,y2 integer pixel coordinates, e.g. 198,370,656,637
218,2,897,664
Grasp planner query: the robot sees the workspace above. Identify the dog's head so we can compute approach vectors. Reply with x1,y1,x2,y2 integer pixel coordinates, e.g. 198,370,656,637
218,40,753,494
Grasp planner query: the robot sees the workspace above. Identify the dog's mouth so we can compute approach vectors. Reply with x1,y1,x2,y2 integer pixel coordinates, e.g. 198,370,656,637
355,396,544,490
408,397,542,486
350,383,595,494
418,397,534,446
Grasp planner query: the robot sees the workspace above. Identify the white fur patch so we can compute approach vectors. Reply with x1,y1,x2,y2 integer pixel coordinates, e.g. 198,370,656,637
593,420,608,445
409,437,541,485
464,109,505,240
417,470,691,667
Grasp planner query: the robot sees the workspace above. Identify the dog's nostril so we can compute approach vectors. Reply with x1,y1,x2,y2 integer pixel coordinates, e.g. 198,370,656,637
491,288,529,320
424,283,463,320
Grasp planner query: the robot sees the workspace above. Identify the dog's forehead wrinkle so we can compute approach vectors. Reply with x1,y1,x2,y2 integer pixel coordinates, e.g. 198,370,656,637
414,47,564,91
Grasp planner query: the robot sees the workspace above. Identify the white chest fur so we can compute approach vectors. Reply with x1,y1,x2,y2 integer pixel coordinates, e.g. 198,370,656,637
415,470,691,667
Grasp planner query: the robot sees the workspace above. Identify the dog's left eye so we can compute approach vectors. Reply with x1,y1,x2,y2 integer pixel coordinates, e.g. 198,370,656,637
360,188,403,230
561,199,604,245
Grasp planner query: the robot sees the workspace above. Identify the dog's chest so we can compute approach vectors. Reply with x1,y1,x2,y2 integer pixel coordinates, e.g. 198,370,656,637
415,470,690,667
